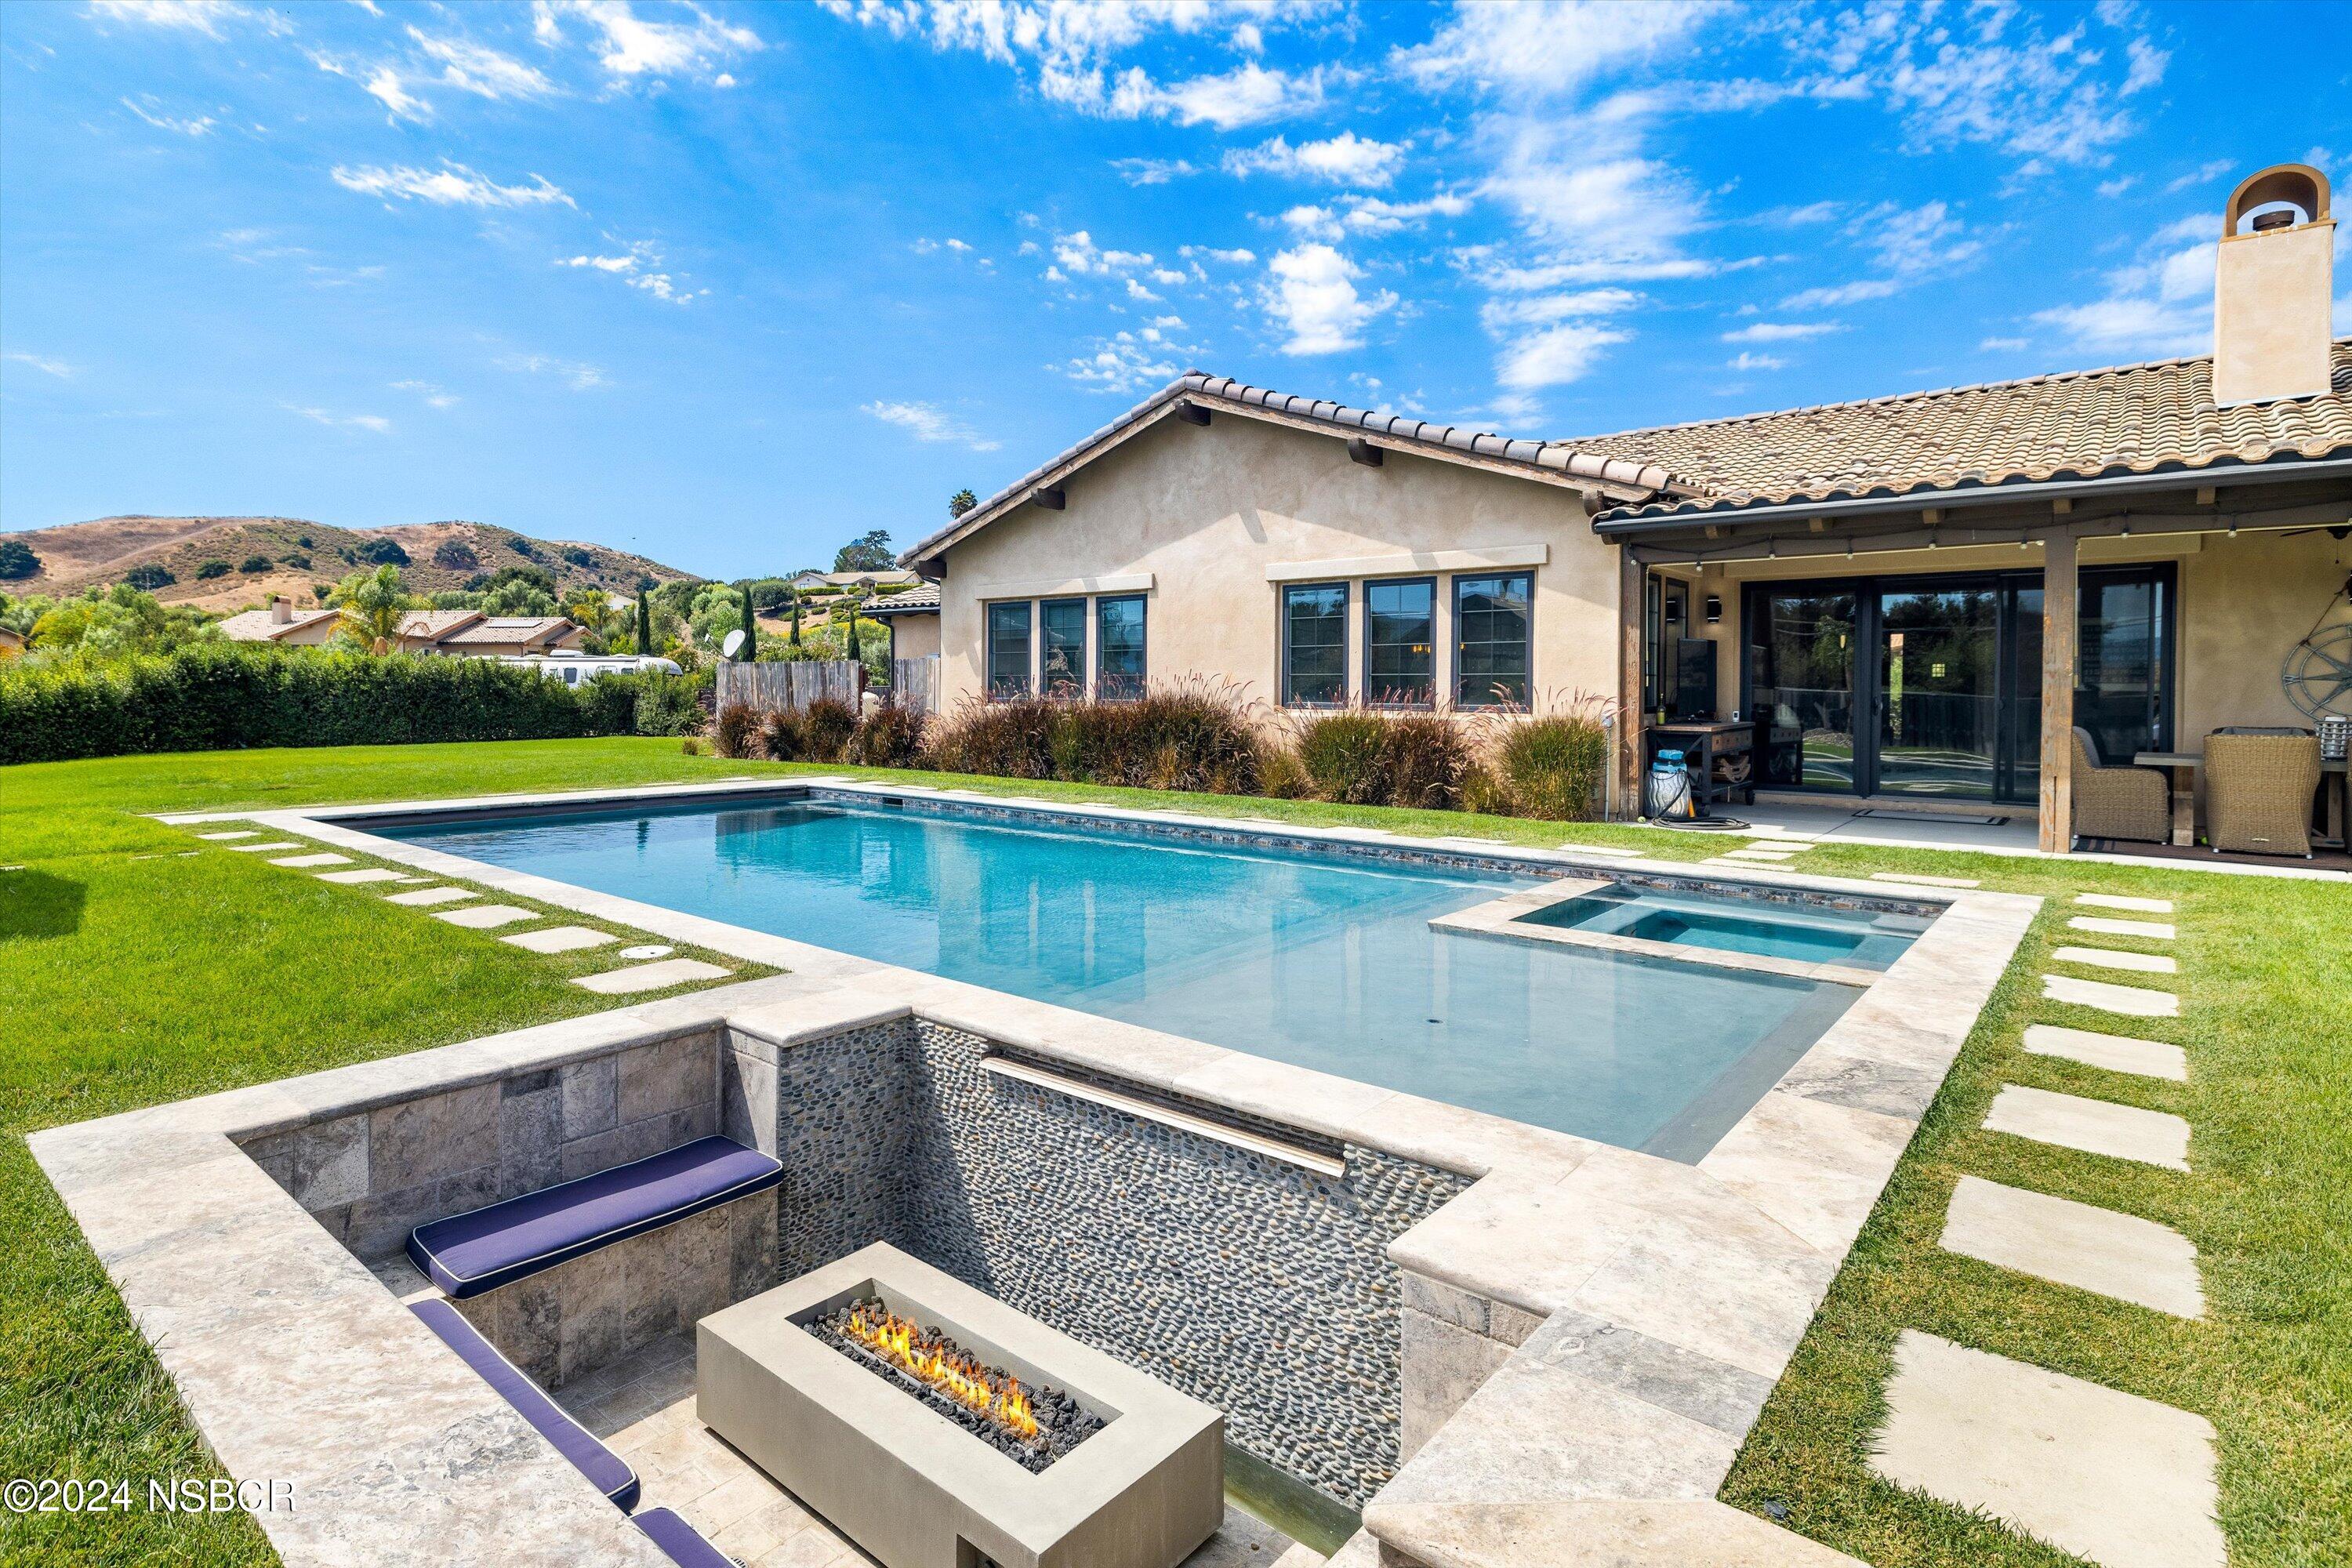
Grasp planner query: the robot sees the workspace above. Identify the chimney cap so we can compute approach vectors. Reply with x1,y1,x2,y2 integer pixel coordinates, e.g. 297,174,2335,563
2223,162,2331,237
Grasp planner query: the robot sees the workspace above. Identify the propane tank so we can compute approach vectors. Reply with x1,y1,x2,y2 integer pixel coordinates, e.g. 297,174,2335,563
1647,748,1694,820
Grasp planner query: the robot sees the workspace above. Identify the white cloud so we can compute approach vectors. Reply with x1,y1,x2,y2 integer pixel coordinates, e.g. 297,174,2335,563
333,162,575,209
1773,201,1980,312
5,350,74,378
410,27,556,100
1109,60,1324,129
1780,277,1900,310
1480,289,1639,330
1980,336,2028,351
862,399,1000,451
1224,131,1404,187
1722,321,1839,343
285,404,393,434
1111,157,1198,186
2164,158,2236,194
1260,243,1394,355
498,352,609,390
1477,285,1637,392
121,96,214,136
532,0,760,82
85,0,249,38
1048,230,1152,278
392,379,459,408
1396,1,1708,97
363,66,428,122
912,237,975,256
1728,350,1787,372
1181,245,1256,266
1337,191,1471,234
1495,321,1631,390
1059,334,1179,395
556,240,702,303
2031,210,2216,358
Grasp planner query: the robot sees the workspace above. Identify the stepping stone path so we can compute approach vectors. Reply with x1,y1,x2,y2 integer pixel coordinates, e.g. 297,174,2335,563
316,868,406,884
502,926,618,954
573,957,731,995
270,853,352,869
2054,945,2177,976
1871,871,1980,887
228,840,303,853
196,830,258,841
432,904,539,930
2023,1023,2187,1082
1871,1330,2224,1568
1984,1084,2190,1171
1940,1175,2204,1318
386,886,475,906
1723,847,1801,861
2068,915,2176,939
2076,893,2174,914
2043,972,2179,1018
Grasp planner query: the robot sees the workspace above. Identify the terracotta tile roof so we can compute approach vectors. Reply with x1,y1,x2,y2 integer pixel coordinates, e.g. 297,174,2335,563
1582,338,2352,522
860,583,939,615
395,609,482,640
436,616,574,646
215,607,339,641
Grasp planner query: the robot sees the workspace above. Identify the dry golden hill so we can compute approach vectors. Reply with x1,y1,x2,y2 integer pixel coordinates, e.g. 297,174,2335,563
0,515,696,613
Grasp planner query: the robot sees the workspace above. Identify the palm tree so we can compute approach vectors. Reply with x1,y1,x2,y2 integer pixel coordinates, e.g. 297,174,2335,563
332,564,413,655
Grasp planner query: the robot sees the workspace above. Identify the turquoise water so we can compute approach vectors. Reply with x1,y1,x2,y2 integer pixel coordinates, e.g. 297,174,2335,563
1519,884,1926,971
382,798,1860,1157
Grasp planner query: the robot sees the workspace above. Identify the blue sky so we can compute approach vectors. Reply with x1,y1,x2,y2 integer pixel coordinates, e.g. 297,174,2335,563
2,1,2344,579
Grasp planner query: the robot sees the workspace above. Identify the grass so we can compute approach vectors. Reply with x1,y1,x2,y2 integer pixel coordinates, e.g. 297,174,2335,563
2,738,2344,1566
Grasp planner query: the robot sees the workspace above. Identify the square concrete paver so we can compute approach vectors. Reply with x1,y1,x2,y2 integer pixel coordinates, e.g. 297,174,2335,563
502,925,618,954
2054,946,2177,976
1940,1175,2203,1318
2076,893,2174,914
316,868,407,884
227,840,302,852
2043,973,2180,1018
2023,1023,2187,1081
1984,1085,2190,1171
572,957,732,994
269,853,353,869
1871,871,1980,887
431,903,541,930
2068,915,2176,940
1872,1331,2223,1568
385,886,476,906
196,829,259,840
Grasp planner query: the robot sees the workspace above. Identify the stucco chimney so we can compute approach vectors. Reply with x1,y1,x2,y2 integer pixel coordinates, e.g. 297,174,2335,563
270,594,290,624
2212,163,2335,407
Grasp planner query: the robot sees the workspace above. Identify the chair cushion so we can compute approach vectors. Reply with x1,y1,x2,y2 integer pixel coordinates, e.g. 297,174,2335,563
408,1298,640,1512
408,1135,783,1298
633,1507,736,1568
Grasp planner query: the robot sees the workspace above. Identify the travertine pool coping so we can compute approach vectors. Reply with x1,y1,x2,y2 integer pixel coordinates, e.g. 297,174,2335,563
1428,878,1891,987
30,779,2038,1568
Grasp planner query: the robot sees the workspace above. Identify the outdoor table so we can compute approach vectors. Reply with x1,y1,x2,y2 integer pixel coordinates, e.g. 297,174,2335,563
2135,750,2350,851
1647,721,1756,811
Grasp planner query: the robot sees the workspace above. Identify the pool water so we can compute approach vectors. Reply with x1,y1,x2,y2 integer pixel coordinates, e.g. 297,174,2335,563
381,797,1867,1159
1518,884,1926,971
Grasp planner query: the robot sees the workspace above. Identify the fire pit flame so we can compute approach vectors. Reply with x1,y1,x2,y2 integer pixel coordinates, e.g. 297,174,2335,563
843,1305,1040,1441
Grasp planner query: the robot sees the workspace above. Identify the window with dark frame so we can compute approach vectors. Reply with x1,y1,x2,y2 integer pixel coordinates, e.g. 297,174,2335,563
1364,577,1436,707
1281,582,1348,706
985,601,1033,699
1040,597,1087,697
1454,572,1532,708
1096,594,1146,700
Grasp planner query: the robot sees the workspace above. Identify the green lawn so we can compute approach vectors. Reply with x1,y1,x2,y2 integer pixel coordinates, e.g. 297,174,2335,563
2,739,2343,1566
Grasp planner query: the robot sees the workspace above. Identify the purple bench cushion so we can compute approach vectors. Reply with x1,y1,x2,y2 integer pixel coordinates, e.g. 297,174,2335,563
633,1507,735,1567
407,1135,783,1299
408,1298,640,1512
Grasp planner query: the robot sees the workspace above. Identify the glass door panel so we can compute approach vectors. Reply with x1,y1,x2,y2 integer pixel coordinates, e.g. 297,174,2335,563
2078,575,2168,762
1748,590,1858,790
1877,586,2000,797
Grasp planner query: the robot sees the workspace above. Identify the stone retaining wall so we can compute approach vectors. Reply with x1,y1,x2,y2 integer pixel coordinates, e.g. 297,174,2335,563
757,1015,1468,1508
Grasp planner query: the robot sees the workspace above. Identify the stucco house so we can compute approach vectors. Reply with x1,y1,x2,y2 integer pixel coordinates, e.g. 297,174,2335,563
213,597,343,646
220,600,582,657
903,162,2350,853
861,579,940,663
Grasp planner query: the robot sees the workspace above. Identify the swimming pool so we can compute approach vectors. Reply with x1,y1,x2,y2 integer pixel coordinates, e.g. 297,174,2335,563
379,796,1871,1159
1517,884,1927,971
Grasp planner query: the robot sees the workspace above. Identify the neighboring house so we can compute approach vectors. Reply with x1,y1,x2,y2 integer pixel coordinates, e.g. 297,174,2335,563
392,609,486,652
789,568,921,592
215,597,343,646
861,580,940,663
904,162,2350,851
0,625,25,659
426,615,583,658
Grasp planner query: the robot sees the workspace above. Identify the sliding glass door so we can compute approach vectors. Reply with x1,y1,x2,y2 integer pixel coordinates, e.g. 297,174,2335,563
1876,585,2002,798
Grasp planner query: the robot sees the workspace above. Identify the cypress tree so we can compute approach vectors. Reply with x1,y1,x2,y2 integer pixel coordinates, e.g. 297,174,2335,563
788,589,802,646
739,586,757,661
635,588,652,654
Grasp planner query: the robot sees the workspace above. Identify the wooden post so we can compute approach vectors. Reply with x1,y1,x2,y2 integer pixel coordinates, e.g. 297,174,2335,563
1619,548,1647,820
2038,528,2078,854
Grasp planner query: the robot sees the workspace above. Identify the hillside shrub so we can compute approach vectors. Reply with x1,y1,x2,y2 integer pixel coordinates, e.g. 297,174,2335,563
0,539,39,579
195,560,231,579
123,563,175,590
1484,695,1616,821
359,539,410,567
846,701,927,767
239,555,271,573
713,702,761,760
434,540,480,572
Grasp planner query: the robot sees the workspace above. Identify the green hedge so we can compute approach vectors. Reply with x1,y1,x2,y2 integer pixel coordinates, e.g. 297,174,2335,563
0,644,710,764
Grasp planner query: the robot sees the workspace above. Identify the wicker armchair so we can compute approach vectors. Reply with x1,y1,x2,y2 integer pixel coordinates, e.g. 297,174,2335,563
2205,730,2321,857
2070,728,2169,844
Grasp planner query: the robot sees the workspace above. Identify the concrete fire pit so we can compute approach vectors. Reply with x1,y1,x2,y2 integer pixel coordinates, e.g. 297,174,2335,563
697,1243,1224,1568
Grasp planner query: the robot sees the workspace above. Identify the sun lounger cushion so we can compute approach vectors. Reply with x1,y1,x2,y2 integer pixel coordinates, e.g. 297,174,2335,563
633,1507,735,1567
407,1135,784,1298
408,1298,641,1512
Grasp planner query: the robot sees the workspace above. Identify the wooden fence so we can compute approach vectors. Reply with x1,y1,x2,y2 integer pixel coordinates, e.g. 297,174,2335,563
890,655,941,713
713,659,864,715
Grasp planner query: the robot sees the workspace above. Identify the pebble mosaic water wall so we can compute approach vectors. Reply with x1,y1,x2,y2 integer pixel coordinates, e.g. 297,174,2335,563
762,1017,1468,1508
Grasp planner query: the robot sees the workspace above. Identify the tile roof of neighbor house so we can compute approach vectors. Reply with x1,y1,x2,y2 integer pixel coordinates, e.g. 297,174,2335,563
437,616,574,646
215,607,340,641
1582,337,2352,523
903,344,2352,562
395,609,484,641
860,583,939,615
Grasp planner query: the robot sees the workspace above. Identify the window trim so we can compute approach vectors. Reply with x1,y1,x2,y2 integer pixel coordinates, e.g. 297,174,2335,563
1280,580,1351,708
1040,596,1088,699
1451,570,1534,710
985,600,1033,699
1095,593,1148,702
1362,575,1438,710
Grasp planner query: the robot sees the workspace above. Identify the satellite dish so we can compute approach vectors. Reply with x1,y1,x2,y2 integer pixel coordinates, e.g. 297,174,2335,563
721,629,747,659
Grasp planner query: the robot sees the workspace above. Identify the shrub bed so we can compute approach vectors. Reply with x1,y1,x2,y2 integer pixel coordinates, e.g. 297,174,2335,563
924,682,1261,793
